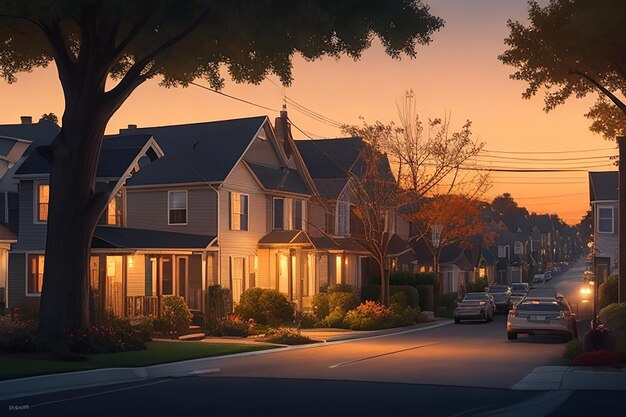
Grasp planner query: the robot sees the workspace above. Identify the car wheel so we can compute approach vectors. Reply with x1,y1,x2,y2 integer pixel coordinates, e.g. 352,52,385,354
507,332,517,340
454,317,460,324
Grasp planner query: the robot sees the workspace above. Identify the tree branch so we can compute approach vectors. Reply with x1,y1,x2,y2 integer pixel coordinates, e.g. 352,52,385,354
573,71,626,116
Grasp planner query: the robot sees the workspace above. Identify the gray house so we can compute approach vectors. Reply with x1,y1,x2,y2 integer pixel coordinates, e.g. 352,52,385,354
589,171,619,281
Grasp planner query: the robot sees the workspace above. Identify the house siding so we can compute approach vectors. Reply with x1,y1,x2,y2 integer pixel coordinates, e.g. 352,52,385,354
219,162,268,288
594,201,619,273
8,253,38,310
307,201,326,237
13,180,47,251
245,130,282,166
126,186,217,236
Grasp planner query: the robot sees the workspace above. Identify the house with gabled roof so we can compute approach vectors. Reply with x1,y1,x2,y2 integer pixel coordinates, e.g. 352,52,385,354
589,171,619,281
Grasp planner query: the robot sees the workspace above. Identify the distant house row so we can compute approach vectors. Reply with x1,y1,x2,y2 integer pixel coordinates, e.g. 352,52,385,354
0,112,581,317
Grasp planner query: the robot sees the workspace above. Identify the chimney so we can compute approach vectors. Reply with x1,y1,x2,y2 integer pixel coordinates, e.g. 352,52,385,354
274,105,293,158
20,116,32,125
127,124,137,129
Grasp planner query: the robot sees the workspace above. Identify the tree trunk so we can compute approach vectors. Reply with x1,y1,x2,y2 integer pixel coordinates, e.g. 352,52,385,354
379,262,390,306
36,98,111,340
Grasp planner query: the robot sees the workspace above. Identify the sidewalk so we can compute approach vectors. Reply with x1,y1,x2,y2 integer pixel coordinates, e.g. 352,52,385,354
300,320,447,342
513,365,626,391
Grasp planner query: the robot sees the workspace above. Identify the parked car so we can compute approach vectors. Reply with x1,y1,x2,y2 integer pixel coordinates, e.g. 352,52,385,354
510,283,530,306
526,287,558,300
507,298,578,340
486,285,512,313
454,293,495,324
532,273,545,285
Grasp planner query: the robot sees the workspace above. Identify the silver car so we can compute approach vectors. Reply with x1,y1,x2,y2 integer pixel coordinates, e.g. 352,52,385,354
507,298,578,340
510,283,529,306
486,285,512,313
454,292,495,323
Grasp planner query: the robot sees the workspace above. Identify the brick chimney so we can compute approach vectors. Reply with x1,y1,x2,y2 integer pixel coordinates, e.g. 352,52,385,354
20,116,32,125
274,105,293,158
127,124,137,129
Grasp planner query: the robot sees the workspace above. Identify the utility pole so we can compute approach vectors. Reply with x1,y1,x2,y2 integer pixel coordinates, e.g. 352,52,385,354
618,136,626,303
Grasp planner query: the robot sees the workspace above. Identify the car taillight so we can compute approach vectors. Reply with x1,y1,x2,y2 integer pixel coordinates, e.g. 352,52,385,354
479,301,486,305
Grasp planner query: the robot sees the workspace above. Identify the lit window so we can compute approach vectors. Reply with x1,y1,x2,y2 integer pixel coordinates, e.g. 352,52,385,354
27,255,45,294
168,191,187,224
230,192,249,231
37,184,49,222
598,207,614,234
107,192,123,226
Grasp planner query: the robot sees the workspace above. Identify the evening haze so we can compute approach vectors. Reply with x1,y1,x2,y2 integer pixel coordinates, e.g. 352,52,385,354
0,0,615,224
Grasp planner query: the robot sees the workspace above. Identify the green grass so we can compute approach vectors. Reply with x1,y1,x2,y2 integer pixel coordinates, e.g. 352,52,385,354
0,341,276,381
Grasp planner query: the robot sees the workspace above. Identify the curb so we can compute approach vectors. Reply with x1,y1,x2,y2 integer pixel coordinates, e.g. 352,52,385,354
0,320,452,402
512,365,626,391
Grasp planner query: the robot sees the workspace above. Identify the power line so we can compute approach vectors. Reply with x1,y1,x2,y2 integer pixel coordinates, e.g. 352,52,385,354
514,192,588,200
189,81,279,113
484,147,615,155
472,154,615,162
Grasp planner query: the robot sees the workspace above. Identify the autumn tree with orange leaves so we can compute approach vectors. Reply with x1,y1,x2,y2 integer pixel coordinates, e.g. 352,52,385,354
409,194,497,295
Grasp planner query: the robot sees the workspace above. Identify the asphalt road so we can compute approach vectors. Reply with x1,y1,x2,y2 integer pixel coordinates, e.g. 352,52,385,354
2,260,606,417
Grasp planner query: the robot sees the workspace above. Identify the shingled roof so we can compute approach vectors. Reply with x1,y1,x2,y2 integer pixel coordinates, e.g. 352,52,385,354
120,116,267,186
92,227,214,250
589,171,618,202
245,161,311,195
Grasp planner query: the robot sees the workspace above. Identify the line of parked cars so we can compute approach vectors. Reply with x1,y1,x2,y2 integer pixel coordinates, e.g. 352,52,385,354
453,276,578,341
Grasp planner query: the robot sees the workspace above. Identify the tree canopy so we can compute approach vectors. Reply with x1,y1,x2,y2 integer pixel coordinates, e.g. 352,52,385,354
0,0,444,338
499,0,626,139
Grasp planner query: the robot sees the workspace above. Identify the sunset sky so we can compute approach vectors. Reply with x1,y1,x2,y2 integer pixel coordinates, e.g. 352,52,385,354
0,0,616,224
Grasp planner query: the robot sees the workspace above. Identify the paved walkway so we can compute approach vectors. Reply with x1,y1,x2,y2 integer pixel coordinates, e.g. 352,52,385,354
512,365,626,390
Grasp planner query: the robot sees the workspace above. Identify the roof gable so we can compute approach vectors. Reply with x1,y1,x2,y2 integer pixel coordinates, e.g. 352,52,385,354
589,171,618,202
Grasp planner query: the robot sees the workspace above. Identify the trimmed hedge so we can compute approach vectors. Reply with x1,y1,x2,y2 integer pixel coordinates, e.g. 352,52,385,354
234,288,295,326
416,285,434,311
361,284,423,310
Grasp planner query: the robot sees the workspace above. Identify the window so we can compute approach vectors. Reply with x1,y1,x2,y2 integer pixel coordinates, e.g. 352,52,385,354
168,191,187,225
37,183,49,222
335,202,350,236
293,200,303,230
514,241,524,255
273,198,284,230
385,210,396,233
230,192,249,231
27,255,45,295
598,206,614,234
107,192,123,226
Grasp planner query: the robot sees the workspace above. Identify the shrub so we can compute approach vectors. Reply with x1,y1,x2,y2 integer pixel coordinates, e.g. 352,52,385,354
599,276,619,310
0,317,38,353
416,285,434,311
434,306,454,318
161,296,193,336
312,293,330,321
65,323,146,354
599,303,626,335
562,339,583,363
235,288,295,326
390,285,420,308
438,293,459,310
328,284,354,294
263,328,315,345
295,312,316,329
361,284,381,302
329,291,358,313
129,317,154,342
214,314,253,337
467,277,488,293
321,309,349,328
344,301,402,330
572,349,625,366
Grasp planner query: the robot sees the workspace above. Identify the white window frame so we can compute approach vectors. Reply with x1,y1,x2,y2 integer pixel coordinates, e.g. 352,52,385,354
597,205,614,234
167,190,188,225
230,192,249,231
33,181,49,224
335,201,350,236
25,253,45,297
273,197,284,230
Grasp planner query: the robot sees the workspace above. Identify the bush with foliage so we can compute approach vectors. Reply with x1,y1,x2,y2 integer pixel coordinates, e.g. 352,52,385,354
466,277,488,293
572,349,625,366
160,296,193,336
344,301,403,330
562,339,583,363
295,312,317,329
599,303,626,335
329,291,359,313
129,316,154,342
311,292,330,321
599,276,619,310
390,286,420,308
235,288,295,326
327,283,354,294
209,314,254,337
65,323,146,354
438,292,459,310
312,288,359,328
263,328,315,345
416,285,434,311
0,317,38,353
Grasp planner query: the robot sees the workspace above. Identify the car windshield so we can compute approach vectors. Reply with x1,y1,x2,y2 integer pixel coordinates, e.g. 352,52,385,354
518,302,563,312
488,286,509,293
511,284,527,292
464,293,488,300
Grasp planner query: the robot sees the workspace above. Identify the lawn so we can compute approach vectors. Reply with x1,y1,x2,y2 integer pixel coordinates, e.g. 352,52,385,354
0,341,276,381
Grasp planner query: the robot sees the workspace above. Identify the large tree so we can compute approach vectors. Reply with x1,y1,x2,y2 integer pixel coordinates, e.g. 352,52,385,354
499,0,626,139
0,1,443,339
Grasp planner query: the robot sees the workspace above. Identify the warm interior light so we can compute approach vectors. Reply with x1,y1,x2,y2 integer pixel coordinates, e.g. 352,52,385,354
127,256,134,269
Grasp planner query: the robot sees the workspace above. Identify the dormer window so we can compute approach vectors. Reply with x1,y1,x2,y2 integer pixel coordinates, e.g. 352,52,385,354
36,183,49,222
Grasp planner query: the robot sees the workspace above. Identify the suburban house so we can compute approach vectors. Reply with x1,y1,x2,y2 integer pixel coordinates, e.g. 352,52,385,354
0,117,59,312
588,171,619,281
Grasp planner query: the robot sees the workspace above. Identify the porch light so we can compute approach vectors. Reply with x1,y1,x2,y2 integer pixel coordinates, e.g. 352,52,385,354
127,256,134,269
